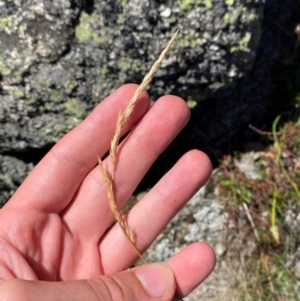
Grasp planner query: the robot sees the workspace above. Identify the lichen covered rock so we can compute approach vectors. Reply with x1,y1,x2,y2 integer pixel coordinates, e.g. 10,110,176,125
0,154,33,206
0,0,264,153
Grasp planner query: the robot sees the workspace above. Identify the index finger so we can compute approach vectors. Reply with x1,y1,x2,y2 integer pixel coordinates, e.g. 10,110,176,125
6,84,150,213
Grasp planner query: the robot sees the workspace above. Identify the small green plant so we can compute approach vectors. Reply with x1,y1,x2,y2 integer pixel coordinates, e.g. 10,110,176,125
272,116,300,202
216,118,300,300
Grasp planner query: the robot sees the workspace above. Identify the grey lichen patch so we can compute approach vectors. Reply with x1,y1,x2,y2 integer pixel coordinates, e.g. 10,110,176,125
180,0,213,12
95,66,110,78
50,90,64,103
34,113,77,142
118,56,147,76
75,12,103,45
118,57,132,72
0,16,12,31
225,0,235,6
52,122,73,136
12,88,24,99
63,98,87,119
223,7,243,26
0,155,34,206
0,175,13,186
38,122,67,141
187,100,197,108
176,32,203,48
0,57,11,76
0,0,265,161
230,32,252,53
246,9,262,23
120,0,128,7
0,1,72,83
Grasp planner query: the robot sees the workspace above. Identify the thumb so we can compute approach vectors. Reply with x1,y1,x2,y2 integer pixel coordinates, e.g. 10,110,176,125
0,263,176,301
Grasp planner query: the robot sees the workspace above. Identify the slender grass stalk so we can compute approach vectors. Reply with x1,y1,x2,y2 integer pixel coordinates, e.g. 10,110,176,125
270,186,280,244
98,30,183,300
98,31,178,264
98,156,147,263
110,30,179,178
243,202,260,242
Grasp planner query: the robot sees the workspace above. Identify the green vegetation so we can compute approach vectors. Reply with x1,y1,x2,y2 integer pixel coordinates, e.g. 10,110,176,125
212,24,300,299
0,57,11,76
215,118,300,300
0,16,12,31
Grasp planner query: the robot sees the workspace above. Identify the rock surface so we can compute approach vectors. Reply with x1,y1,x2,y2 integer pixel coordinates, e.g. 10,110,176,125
0,154,33,204
0,0,263,151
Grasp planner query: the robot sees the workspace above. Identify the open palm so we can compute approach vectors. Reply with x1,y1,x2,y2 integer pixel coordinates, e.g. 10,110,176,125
0,85,215,299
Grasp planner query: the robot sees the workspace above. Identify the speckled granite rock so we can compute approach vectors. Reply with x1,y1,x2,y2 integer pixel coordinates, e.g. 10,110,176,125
0,0,86,153
0,0,270,203
0,154,33,206
0,0,264,153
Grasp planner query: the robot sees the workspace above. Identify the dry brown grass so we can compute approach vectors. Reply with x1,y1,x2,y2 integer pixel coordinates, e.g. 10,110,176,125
98,30,178,264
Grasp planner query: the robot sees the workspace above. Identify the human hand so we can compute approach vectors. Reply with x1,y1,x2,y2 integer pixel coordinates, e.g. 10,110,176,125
0,84,215,300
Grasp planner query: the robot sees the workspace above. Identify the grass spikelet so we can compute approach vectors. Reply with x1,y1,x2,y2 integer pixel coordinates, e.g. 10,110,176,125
98,156,147,263
98,30,178,264
110,30,179,177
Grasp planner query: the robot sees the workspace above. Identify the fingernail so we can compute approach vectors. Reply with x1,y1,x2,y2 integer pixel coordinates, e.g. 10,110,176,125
135,263,173,297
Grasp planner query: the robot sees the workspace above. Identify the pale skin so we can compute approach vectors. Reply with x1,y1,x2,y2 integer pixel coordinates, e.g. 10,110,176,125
0,84,215,301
